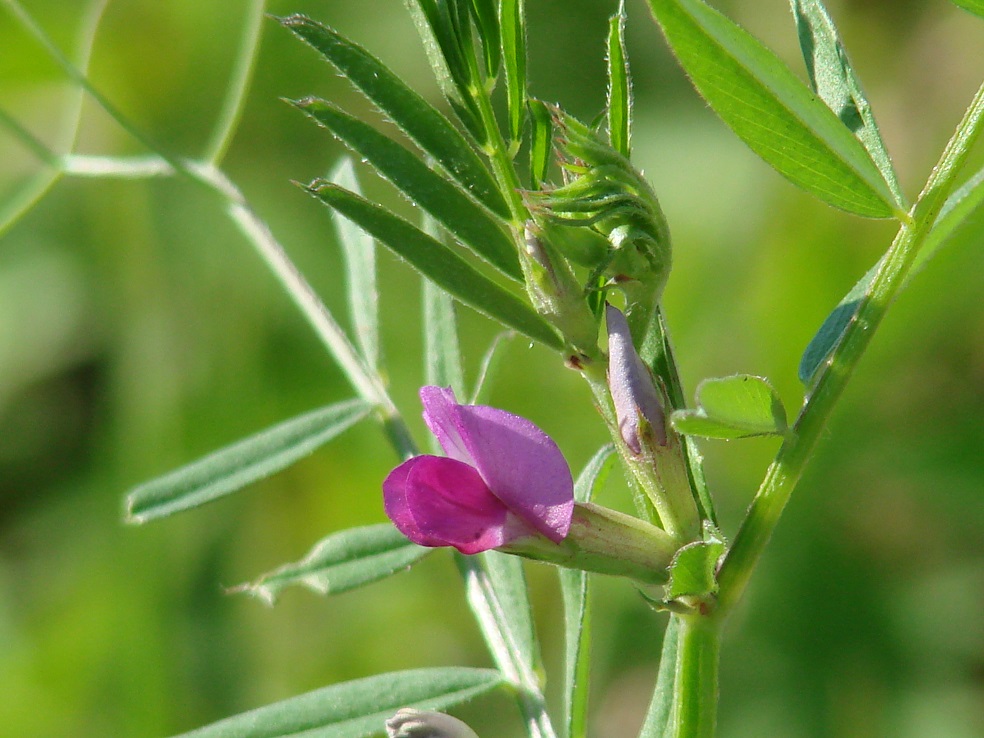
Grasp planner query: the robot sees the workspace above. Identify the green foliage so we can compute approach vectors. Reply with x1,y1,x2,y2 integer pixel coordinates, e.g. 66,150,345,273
294,98,520,280
672,375,787,439
500,0,528,147
124,400,370,523
232,524,431,605
950,0,984,18
173,668,504,738
790,0,905,206
607,1,632,159
329,158,381,373
560,446,616,738
800,165,984,384
646,0,901,218
303,182,562,350
3,1,984,737
281,15,509,219
664,528,726,601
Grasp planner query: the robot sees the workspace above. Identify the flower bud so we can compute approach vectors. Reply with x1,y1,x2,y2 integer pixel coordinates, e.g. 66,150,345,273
526,107,671,323
606,304,666,453
518,221,599,355
386,708,481,738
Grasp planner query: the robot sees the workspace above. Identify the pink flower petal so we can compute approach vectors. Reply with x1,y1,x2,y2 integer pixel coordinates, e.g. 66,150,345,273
454,404,574,542
384,455,511,554
419,386,472,464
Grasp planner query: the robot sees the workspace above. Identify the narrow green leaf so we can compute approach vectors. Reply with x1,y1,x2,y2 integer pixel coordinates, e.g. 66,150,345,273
124,400,370,524
469,331,514,404
646,0,900,218
469,0,501,78
305,183,563,351
329,158,380,372
798,262,873,384
405,0,472,100
560,446,616,738
172,667,504,738
295,98,520,280
232,524,431,605
791,0,905,207
282,15,509,219
464,552,539,672
422,214,466,399
402,0,464,106
607,1,633,158
950,0,984,19
457,552,556,735
671,375,787,439
799,166,984,384
500,0,528,145
638,616,680,738
528,98,553,188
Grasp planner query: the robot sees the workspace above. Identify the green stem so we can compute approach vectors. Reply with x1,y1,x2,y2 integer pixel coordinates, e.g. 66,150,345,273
201,0,266,164
670,614,721,738
642,308,717,525
716,78,984,616
467,66,527,224
0,0,109,236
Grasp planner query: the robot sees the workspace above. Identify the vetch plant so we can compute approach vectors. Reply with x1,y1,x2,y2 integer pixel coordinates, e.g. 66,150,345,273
2,0,983,736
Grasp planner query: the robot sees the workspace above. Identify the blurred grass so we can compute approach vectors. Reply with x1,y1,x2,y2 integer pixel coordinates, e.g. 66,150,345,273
0,1,982,736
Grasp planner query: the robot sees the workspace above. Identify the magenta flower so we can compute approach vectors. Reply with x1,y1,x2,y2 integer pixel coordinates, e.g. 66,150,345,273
383,386,574,554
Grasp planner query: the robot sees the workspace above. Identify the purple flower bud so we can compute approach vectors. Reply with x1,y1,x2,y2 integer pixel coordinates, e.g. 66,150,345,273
383,387,574,554
606,305,666,452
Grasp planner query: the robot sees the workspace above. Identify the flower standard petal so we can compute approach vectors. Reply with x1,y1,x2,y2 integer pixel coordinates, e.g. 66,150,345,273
419,386,472,463
384,455,513,554
454,404,574,542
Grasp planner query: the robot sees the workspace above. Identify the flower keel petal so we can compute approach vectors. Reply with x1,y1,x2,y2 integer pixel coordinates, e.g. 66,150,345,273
388,455,512,554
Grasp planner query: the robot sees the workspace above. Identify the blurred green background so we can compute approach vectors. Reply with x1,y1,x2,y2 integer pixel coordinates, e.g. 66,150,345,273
1,0,982,736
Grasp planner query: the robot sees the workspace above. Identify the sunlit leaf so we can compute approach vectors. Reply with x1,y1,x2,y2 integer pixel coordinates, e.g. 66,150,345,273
646,0,900,218
232,524,431,605
949,0,984,19
305,183,563,351
672,375,787,439
295,98,520,280
124,400,370,523
282,15,509,218
172,668,504,738
500,0,527,145
607,1,632,158
791,0,905,207
469,0,501,78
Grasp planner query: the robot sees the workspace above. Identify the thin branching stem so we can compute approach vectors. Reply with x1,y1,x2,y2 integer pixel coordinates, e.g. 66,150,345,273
202,0,267,164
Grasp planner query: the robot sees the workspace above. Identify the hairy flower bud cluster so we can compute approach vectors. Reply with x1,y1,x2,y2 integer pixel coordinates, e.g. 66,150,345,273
526,108,672,332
